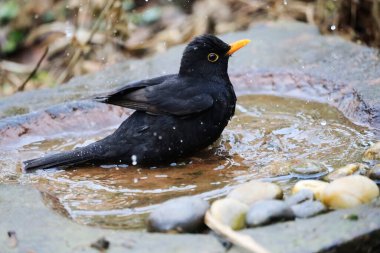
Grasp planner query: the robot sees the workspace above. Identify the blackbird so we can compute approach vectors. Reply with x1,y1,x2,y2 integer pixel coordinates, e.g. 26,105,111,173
23,35,250,170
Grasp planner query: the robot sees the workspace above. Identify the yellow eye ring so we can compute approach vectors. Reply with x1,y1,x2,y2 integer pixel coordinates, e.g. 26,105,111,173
207,53,219,62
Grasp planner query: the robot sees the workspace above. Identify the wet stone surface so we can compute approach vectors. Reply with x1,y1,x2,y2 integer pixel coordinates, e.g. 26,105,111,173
0,184,225,253
0,93,374,228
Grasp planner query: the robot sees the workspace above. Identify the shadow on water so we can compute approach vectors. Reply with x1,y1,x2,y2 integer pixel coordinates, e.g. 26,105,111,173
0,95,376,229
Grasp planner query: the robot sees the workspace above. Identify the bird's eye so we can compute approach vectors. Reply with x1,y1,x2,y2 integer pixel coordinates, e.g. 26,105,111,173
207,53,219,62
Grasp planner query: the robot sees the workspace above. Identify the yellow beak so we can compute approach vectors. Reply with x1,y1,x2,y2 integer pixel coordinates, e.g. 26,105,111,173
227,39,251,55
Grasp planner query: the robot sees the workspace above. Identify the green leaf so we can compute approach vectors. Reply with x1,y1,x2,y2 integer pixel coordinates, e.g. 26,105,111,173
0,1,20,24
1,30,25,54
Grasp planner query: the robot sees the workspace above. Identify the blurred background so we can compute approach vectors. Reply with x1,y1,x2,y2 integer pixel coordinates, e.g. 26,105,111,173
0,0,379,96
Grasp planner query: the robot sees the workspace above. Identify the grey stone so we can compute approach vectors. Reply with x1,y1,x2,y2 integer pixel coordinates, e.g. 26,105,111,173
291,201,327,218
368,164,380,181
0,184,224,253
290,160,328,179
246,200,294,227
285,189,314,206
147,196,209,233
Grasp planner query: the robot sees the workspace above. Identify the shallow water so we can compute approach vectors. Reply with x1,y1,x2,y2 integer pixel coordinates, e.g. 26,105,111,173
0,95,376,229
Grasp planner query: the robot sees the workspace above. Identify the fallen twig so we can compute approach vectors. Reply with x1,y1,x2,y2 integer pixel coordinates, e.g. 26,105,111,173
204,211,271,253
56,0,117,84
17,47,49,92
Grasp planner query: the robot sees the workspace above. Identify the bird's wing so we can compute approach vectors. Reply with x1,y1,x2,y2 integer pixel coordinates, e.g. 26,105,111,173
94,74,174,102
94,75,214,116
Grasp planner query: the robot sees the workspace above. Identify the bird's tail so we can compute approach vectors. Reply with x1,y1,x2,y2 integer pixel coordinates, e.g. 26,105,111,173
23,147,96,171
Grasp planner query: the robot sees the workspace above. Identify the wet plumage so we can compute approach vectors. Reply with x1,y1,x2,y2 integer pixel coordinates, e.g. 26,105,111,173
23,35,250,170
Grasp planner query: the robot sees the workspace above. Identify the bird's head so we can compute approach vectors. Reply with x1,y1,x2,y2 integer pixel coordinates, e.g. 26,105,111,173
179,34,250,79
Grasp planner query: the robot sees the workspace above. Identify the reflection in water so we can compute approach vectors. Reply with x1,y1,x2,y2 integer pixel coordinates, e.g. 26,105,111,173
0,95,376,229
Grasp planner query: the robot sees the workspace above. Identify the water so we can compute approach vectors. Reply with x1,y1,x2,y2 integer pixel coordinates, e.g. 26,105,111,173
0,95,376,229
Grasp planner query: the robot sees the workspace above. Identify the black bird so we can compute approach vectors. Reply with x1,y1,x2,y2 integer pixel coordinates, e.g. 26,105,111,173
23,35,250,170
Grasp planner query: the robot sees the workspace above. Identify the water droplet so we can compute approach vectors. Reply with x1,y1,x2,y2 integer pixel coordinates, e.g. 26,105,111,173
65,23,74,39
200,121,204,125
180,139,183,143
172,126,176,130
158,136,162,140
153,132,157,136
320,120,327,126
168,147,171,151
131,155,137,165
330,25,336,31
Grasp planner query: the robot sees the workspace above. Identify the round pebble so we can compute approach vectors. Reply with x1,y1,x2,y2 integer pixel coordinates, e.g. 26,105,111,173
292,180,329,201
147,196,209,233
290,160,328,178
227,181,283,205
263,160,293,177
363,142,380,161
285,189,314,206
322,175,380,209
210,198,248,230
291,201,326,218
368,164,380,181
246,200,294,227
324,163,366,182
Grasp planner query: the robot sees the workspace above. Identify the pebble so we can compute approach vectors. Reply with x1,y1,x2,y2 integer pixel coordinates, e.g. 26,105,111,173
147,196,209,233
292,180,329,201
285,189,314,206
90,237,110,251
227,181,283,205
290,160,328,178
291,201,326,218
368,164,380,181
363,142,380,161
322,175,380,209
263,160,293,177
246,200,294,227
324,163,366,182
210,198,248,230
